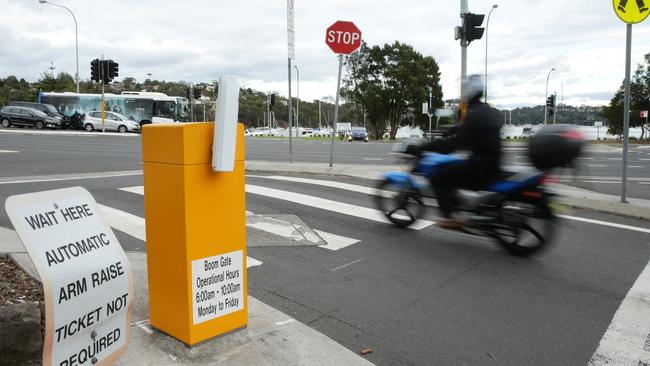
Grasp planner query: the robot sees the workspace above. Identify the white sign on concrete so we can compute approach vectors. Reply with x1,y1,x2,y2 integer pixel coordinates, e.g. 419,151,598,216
594,121,603,127
4,187,134,366
191,250,244,325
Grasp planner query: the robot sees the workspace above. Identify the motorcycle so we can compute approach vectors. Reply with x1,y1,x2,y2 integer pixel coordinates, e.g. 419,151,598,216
375,125,583,256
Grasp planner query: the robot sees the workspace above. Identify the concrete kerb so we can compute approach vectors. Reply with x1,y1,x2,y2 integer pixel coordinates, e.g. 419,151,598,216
245,161,650,221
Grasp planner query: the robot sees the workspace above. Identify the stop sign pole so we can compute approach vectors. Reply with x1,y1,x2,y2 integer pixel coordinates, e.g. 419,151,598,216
325,21,362,167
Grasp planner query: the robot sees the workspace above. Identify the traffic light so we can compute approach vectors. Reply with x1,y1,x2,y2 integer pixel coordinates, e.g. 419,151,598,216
185,87,191,100
270,94,276,110
193,88,201,100
462,13,485,45
107,60,119,81
546,96,553,107
90,59,100,82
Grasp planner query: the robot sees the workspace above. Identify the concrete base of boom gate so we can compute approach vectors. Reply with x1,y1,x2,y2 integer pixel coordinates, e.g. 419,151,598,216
246,214,326,247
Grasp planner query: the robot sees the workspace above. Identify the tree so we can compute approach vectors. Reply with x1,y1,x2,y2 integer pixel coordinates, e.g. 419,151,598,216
0,76,36,106
603,51,650,139
343,41,443,139
36,72,75,93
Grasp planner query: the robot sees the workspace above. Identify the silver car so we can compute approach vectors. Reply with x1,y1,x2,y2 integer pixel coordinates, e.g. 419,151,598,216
84,111,141,133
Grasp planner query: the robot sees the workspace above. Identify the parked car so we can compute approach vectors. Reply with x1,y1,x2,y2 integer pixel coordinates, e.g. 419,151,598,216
348,127,369,142
84,111,141,133
10,102,70,128
0,106,61,129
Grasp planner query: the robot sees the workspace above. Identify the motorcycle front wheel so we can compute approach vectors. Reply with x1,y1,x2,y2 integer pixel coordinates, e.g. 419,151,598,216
375,179,426,228
491,197,555,256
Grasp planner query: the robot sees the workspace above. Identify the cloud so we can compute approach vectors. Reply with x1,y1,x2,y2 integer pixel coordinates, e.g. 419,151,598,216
0,0,648,107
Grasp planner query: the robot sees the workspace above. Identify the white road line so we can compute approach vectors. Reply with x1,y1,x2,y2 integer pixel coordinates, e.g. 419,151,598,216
99,201,263,268
606,158,622,161
588,164,608,168
248,175,378,196
245,184,434,230
247,176,650,235
247,257,263,268
628,166,644,168
315,230,361,251
581,180,620,184
0,171,143,185
330,258,365,272
120,186,144,195
638,182,650,185
120,186,363,251
558,215,650,235
0,150,19,153
363,158,384,161
579,157,595,160
587,259,650,365
641,159,650,161
98,204,147,241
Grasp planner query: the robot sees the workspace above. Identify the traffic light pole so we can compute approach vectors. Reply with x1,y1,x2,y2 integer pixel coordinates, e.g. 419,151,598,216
460,0,468,98
190,84,194,122
553,94,557,124
101,54,105,133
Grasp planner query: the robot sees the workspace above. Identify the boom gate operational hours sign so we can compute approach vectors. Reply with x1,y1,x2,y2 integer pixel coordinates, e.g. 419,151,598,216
5,187,134,366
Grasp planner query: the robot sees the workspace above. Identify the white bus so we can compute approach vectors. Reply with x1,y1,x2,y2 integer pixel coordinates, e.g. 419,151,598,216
39,91,189,126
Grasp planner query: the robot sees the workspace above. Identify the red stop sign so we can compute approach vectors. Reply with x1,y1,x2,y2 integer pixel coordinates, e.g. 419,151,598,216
325,21,362,55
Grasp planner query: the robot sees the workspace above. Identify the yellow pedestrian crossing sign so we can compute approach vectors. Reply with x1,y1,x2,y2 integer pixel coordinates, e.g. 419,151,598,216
614,0,650,24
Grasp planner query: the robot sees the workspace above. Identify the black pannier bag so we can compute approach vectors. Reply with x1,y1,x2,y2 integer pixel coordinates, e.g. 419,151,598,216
528,125,584,170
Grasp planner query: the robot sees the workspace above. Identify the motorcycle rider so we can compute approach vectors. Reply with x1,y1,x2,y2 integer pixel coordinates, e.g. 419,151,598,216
410,75,503,229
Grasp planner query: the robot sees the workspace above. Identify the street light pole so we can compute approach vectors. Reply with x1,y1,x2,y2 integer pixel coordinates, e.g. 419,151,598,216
294,65,300,130
484,4,498,103
39,0,79,94
544,68,555,125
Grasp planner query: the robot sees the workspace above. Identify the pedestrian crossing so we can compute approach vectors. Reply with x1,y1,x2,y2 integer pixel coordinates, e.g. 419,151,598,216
96,174,650,268
117,184,374,253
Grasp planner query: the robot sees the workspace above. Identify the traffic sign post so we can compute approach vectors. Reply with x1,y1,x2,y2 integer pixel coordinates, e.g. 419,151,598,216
287,0,295,163
325,21,362,167
612,0,648,203
5,187,134,366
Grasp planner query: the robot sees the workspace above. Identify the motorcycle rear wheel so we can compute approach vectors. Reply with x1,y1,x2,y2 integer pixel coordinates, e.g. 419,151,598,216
491,198,555,256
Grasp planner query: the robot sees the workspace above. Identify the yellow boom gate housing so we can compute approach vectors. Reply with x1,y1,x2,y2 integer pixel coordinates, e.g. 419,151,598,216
142,122,247,346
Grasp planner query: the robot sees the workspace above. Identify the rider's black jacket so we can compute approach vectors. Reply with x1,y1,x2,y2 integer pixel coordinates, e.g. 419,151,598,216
419,98,503,172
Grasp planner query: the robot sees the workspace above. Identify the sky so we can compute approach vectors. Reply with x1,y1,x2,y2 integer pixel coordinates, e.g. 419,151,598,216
1,0,649,109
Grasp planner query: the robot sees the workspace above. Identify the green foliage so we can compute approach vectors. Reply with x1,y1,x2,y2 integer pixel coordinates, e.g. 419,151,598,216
503,105,604,126
0,76,36,106
603,51,650,138
342,41,443,140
